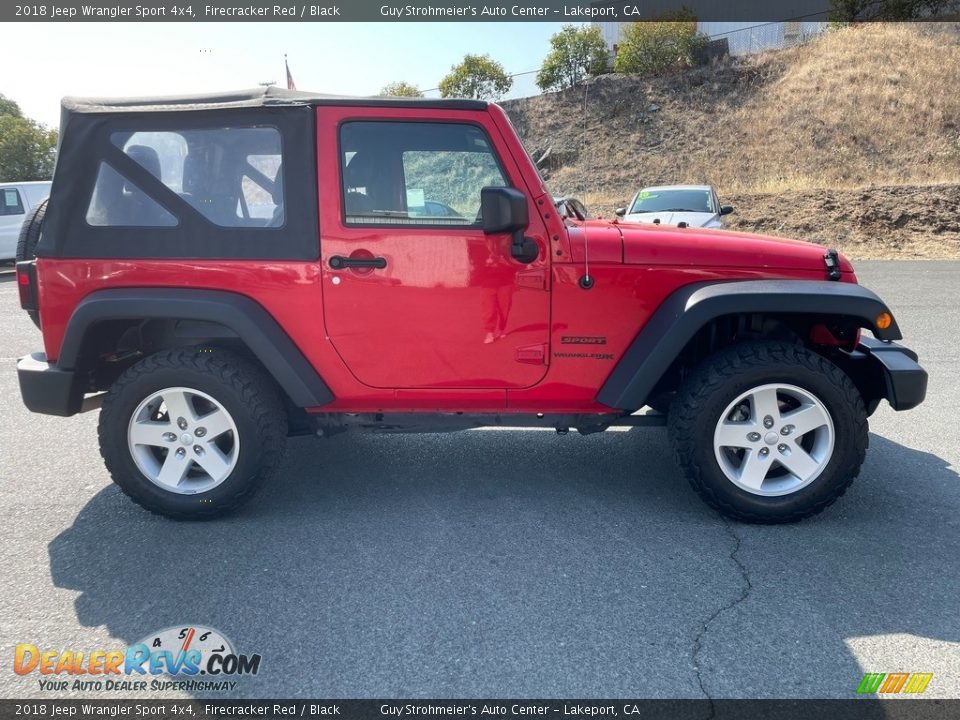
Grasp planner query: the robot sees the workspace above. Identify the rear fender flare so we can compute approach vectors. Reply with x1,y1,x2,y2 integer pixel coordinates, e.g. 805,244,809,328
57,288,333,408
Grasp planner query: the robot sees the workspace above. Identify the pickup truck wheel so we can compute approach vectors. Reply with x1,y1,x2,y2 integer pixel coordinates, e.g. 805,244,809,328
669,341,868,523
98,348,287,519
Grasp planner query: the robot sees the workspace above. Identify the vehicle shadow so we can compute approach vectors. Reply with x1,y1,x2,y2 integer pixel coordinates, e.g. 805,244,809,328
45,430,959,703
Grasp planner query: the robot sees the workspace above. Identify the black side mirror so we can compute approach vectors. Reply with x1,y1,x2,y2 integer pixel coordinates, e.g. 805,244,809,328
481,186,528,234
720,205,734,216
615,207,626,217
481,187,538,263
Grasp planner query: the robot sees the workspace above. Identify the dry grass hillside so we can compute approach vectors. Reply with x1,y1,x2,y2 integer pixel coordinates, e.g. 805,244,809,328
502,23,960,258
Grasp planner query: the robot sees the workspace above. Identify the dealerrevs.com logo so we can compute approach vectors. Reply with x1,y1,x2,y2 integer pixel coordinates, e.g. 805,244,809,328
13,625,260,693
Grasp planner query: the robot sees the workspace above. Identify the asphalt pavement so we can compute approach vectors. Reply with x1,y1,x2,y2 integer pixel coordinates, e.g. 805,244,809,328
0,261,957,700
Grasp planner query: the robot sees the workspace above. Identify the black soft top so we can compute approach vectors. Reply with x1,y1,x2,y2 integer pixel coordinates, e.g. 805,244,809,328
43,88,489,262
61,86,488,114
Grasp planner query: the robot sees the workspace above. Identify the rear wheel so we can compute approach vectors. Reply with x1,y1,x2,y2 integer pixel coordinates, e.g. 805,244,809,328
98,347,287,519
669,341,868,523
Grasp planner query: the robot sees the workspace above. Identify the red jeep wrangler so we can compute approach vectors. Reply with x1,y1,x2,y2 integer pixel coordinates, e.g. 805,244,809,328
15,88,927,522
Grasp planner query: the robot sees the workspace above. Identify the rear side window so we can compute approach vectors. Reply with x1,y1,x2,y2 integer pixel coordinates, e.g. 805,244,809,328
1,188,25,216
86,163,177,227
84,127,284,228
41,105,318,261
339,121,507,226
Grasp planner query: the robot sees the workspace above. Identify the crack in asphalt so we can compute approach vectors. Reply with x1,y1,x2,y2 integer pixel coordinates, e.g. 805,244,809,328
692,519,753,716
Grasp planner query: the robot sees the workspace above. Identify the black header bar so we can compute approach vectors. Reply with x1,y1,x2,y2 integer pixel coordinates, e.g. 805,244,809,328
4,0,956,23
1,699,956,720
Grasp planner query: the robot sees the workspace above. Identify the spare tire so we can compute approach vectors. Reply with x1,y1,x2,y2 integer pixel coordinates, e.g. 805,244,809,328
16,198,47,329
16,198,47,263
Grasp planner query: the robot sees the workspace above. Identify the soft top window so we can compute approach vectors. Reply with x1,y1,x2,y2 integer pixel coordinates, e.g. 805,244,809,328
91,127,284,229
39,104,318,261
87,163,177,227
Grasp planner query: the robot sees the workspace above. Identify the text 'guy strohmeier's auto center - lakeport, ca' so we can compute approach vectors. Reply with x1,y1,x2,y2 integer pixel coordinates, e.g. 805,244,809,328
36,4,628,20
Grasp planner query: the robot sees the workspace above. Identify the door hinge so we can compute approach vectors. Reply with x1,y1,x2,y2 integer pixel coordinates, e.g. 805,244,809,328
515,343,548,365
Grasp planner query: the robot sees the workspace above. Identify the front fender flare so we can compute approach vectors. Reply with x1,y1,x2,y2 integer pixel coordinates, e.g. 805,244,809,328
57,288,334,408
596,279,901,410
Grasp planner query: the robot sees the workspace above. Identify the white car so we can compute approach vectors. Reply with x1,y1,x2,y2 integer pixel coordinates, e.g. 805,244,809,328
616,184,733,229
1,181,52,260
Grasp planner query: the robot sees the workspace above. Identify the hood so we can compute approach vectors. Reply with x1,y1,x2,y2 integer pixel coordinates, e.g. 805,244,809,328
567,220,855,274
622,211,719,228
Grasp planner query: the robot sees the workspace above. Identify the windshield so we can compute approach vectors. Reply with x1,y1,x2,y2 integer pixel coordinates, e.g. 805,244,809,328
629,188,715,214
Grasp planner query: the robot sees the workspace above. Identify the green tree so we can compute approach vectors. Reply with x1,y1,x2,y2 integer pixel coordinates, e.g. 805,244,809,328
438,54,513,101
380,81,424,98
536,24,610,92
0,95,57,181
0,93,23,118
613,19,708,76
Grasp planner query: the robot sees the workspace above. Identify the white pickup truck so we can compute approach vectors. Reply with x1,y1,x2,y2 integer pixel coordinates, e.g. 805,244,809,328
1,181,51,260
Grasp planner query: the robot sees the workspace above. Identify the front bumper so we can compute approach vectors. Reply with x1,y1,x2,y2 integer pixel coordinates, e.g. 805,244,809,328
851,337,927,412
17,352,86,417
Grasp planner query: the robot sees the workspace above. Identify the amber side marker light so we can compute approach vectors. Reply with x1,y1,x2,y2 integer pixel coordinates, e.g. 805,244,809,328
875,312,893,330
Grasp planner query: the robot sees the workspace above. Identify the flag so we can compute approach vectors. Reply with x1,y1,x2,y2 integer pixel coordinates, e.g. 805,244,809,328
285,55,296,91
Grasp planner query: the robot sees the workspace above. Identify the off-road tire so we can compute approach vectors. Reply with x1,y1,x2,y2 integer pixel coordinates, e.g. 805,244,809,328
15,198,47,328
669,341,868,523
16,197,47,263
98,347,287,519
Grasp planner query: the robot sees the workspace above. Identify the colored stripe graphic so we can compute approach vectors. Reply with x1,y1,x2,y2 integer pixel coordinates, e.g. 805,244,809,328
857,672,933,694
903,673,934,694
880,673,910,693
857,673,886,694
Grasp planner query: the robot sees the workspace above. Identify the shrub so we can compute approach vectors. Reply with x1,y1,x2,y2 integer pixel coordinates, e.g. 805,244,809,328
439,54,512,101
536,25,610,92
380,82,424,98
613,20,709,76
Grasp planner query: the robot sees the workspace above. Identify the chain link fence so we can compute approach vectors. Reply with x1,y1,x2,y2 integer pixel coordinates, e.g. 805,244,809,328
698,20,827,56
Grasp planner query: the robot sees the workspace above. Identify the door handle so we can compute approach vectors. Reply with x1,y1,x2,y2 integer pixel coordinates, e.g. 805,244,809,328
329,255,387,270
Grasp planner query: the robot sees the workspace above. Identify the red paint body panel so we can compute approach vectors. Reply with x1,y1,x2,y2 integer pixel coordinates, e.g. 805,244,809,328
507,263,836,410
32,101,857,415
616,220,855,271
565,224,624,264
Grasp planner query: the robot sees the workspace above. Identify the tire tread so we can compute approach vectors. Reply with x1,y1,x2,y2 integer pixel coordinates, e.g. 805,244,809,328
669,341,868,523
98,347,286,520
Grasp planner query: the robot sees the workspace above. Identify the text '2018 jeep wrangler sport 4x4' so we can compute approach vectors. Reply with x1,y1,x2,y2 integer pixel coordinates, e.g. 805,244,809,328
15,88,927,522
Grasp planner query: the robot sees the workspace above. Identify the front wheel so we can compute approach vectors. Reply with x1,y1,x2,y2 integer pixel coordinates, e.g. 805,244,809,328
98,348,287,519
669,341,868,523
